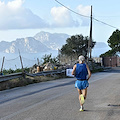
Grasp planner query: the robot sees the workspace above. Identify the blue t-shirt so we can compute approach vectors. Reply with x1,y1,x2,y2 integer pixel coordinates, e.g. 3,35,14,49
75,63,88,80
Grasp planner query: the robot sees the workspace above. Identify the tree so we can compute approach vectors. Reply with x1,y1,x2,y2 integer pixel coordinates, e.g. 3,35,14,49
100,29,120,57
42,54,59,65
100,49,116,57
108,29,120,51
60,34,95,59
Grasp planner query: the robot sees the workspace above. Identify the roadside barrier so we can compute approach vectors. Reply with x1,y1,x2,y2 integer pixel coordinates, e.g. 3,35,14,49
0,69,65,82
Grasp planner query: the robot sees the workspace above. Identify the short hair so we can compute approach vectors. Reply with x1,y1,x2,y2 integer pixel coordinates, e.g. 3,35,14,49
79,55,85,61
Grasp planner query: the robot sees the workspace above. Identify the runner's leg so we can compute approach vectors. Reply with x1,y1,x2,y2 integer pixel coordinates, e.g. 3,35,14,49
77,88,82,106
82,88,87,100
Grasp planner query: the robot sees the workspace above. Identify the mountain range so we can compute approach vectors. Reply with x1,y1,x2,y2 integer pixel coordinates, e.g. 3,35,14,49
0,37,51,53
0,31,110,57
0,31,69,53
92,42,110,57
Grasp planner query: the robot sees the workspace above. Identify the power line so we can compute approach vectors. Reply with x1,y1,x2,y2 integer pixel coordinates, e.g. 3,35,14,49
55,0,118,29
55,0,89,18
95,15,120,18
92,17,117,29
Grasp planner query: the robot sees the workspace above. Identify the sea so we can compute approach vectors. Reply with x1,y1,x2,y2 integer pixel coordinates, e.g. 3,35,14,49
0,47,110,70
0,50,58,70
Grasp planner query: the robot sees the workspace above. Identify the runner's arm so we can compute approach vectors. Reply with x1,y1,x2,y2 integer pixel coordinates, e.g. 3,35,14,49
72,64,76,75
86,64,91,80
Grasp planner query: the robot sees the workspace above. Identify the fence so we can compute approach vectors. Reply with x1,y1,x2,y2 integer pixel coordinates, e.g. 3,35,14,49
0,54,40,71
0,69,66,83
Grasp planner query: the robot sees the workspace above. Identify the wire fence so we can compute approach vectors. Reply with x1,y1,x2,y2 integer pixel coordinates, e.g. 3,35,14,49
3,56,20,70
0,55,40,71
0,50,58,71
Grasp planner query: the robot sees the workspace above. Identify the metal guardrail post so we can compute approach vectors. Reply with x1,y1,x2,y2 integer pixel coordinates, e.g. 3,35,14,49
19,50,25,79
1,56,5,74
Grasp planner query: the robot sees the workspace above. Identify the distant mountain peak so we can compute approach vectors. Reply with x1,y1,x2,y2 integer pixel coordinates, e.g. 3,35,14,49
94,42,109,48
34,31,70,50
92,42,110,57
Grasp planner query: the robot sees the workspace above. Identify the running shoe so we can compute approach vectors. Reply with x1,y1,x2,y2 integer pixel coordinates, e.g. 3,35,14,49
79,106,84,112
80,94,85,104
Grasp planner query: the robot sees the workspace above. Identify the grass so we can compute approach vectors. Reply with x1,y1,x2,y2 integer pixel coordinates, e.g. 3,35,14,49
0,73,67,91
91,68,104,73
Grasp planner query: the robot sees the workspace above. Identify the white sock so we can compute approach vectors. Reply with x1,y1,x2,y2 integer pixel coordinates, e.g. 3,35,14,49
80,106,83,109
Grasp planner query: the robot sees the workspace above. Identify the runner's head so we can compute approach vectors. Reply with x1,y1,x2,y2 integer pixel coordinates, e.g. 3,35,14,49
79,55,85,63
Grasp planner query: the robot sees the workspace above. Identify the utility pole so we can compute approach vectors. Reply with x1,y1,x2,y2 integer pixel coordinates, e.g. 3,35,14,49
88,5,92,60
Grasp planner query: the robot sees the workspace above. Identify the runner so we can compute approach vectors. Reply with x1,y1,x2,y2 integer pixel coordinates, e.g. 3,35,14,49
72,55,91,111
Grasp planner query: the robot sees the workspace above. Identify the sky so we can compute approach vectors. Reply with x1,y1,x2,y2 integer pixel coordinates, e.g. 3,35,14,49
0,0,120,44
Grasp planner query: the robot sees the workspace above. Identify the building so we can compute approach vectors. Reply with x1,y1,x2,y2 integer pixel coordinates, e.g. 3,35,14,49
102,56,120,67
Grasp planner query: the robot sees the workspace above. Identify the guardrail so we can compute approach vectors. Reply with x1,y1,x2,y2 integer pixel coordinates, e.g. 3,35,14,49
0,72,23,82
26,69,65,77
0,69,66,83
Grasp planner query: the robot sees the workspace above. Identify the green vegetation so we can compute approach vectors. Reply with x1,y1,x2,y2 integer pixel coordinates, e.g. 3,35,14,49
61,34,96,58
2,67,29,75
100,29,120,57
42,54,59,65
2,54,59,75
91,68,104,73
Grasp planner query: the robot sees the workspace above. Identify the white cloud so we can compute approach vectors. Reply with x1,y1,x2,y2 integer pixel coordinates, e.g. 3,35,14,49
7,0,23,9
77,5,91,16
0,0,90,30
0,1,4,6
77,5,91,26
0,0,49,30
50,6,79,27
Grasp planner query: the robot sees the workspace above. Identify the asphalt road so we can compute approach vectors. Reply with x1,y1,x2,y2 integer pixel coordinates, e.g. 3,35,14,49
0,67,120,120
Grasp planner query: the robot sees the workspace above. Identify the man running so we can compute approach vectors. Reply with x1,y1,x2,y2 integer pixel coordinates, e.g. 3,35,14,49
72,55,91,111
